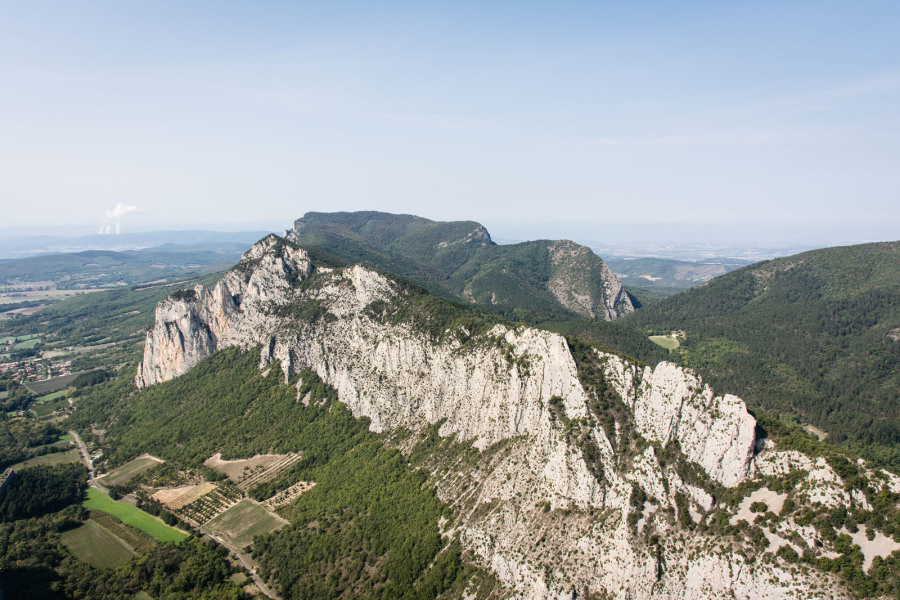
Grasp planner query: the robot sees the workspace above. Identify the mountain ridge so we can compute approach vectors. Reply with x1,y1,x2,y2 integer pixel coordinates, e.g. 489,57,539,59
126,234,900,599
287,211,634,322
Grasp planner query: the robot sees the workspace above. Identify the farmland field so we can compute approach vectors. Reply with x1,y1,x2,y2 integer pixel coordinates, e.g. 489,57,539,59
43,342,117,359
153,481,216,509
13,337,41,349
0,333,40,344
83,488,188,542
205,451,303,490
205,452,284,481
204,499,286,548
13,448,81,469
34,389,69,403
33,397,69,417
262,480,315,509
98,455,163,487
89,511,154,551
60,519,135,569
0,288,103,304
23,373,83,395
648,335,680,350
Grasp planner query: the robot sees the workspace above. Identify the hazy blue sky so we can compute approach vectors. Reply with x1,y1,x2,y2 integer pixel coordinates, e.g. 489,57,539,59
1,1,898,244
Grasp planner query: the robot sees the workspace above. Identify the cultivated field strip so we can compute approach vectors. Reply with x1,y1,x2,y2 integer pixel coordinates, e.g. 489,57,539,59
152,482,216,510
98,454,163,487
177,485,244,526
261,480,316,509
236,452,303,491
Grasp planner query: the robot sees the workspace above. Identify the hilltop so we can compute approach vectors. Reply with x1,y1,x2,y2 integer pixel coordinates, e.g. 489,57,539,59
288,211,634,322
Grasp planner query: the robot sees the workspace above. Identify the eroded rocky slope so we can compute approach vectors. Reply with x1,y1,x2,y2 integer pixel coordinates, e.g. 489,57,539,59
135,235,898,599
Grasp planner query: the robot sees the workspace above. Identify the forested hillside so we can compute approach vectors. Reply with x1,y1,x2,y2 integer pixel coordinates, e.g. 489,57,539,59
625,241,900,467
70,348,486,599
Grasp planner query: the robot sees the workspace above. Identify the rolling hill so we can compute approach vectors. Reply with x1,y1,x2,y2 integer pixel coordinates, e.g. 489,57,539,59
624,241,900,467
0,243,249,288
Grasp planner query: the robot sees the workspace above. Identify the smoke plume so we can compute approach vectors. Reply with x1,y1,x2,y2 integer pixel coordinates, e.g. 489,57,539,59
100,203,143,235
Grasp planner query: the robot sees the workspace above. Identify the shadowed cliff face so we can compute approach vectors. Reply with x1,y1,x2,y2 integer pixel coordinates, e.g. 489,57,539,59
133,235,869,600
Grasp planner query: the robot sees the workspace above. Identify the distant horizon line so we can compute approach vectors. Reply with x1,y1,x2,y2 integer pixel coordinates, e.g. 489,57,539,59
1,214,897,249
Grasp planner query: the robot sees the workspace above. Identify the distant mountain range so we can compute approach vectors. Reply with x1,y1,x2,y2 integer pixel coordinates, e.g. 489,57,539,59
0,230,271,260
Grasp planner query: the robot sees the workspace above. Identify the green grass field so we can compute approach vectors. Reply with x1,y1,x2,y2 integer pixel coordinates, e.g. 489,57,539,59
83,488,188,543
35,389,69,403
13,448,81,469
13,337,42,349
205,499,285,548
60,519,136,569
33,398,70,418
649,335,680,350
0,333,39,344
98,456,162,487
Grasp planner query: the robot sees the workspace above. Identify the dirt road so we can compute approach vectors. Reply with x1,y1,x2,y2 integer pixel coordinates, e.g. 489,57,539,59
68,429,107,493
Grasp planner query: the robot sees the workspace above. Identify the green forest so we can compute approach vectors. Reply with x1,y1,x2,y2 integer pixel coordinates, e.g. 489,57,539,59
0,458,244,599
626,242,900,468
69,349,481,599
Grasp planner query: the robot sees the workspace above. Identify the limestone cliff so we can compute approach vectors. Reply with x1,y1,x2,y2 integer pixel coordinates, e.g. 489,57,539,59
135,234,311,387
137,235,862,600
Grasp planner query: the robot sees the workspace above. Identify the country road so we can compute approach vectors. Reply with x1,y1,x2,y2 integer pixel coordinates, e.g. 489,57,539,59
68,429,107,492
206,532,279,600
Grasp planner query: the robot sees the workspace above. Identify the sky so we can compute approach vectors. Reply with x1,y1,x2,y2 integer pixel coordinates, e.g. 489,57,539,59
1,1,898,245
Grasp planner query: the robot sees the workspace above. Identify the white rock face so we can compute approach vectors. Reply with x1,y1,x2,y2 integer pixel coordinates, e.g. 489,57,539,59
135,235,855,600
546,239,635,320
599,354,757,487
135,235,311,387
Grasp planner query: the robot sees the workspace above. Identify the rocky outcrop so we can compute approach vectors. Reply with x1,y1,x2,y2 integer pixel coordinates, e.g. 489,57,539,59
600,356,757,487
135,235,311,387
547,239,634,320
136,235,857,600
